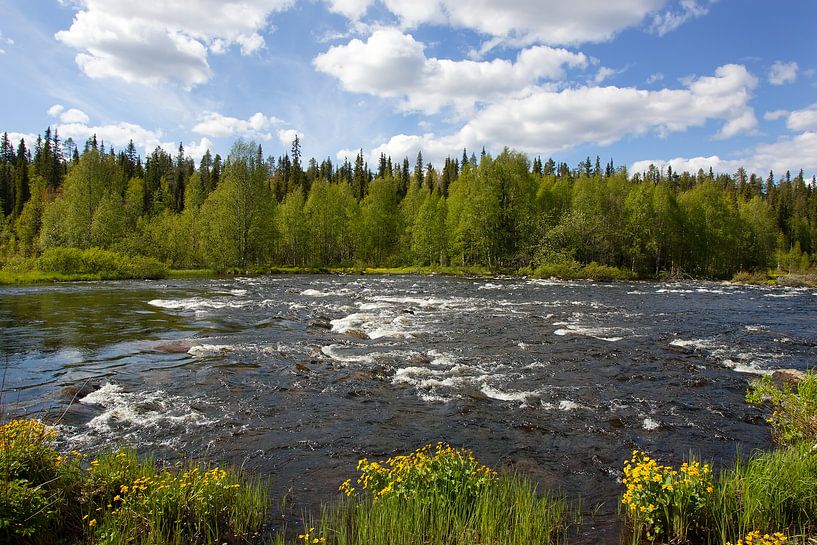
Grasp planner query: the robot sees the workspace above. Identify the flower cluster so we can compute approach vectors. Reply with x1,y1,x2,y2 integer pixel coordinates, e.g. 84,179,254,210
340,442,496,501
726,530,788,545
298,526,327,544
0,419,57,446
621,450,713,541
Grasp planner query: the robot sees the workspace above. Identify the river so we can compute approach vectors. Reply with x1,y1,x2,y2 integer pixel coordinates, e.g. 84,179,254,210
2,275,815,541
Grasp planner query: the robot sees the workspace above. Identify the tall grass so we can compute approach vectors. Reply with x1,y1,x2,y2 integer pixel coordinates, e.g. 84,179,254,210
622,372,817,545
706,442,817,545
299,443,579,545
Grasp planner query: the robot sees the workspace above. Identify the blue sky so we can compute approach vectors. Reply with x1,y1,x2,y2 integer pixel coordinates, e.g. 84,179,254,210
1,0,815,177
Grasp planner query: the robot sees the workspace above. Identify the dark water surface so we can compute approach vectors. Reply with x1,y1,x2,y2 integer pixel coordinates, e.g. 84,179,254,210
2,275,816,542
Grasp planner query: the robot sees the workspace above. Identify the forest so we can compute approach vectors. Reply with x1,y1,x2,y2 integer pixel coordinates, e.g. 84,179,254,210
1,128,816,280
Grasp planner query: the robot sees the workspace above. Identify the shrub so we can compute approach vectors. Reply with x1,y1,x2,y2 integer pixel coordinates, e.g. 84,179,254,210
0,419,268,545
621,450,713,544
746,371,817,445
340,442,496,502
35,247,168,279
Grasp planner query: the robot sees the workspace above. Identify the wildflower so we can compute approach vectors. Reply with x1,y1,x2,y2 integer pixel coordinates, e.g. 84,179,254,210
88,519,97,527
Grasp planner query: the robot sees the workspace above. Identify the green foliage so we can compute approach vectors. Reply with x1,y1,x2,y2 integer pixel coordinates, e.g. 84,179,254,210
0,419,268,545
340,443,497,502
706,442,817,545
36,247,168,279
747,371,817,445
313,444,576,545
620,445,817,545
620,451,714,544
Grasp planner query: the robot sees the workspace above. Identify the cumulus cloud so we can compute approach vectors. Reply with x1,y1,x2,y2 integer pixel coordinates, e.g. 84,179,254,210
768,61,798,86
344,64,759,166
48,104,66,117
41,104,212,160
649,0,708,36
785,103,817,132
48,104,92,125
192,112,284,140
632,131,817,178
325,0,372,19
314,28,588,114
277,128,304,147
324,0,693,46
55,0,294,86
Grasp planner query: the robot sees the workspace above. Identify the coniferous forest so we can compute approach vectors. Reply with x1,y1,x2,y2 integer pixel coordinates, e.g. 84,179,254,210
1,129,816,280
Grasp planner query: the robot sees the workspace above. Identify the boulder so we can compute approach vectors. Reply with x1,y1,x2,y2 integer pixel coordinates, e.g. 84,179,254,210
771,369,807,387
151,340,195,353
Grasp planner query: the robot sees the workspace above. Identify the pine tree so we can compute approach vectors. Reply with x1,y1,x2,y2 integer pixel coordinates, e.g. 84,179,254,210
13,139,30,217
414,151,424,188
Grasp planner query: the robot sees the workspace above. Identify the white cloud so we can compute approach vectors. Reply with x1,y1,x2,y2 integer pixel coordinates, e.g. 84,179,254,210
785,103,817,132
764,109,788,121
5,132,40,148
314,28,588,114
649,0,708,36
346,64,758,166
593,67,618,84
326,0,372,19
327,0,683,46
60,108,91,124
646,72,665,84
632,132,817,178
48,104,66,117
716,109,757,140
631,156,739,177
180,137,215,162
56,0,294,87
192,111,284,140
768,61,798,86
277,128,304,147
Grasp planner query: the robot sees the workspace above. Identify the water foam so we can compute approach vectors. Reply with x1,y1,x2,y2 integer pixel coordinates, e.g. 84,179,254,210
79,383,214,437
187,344,234,357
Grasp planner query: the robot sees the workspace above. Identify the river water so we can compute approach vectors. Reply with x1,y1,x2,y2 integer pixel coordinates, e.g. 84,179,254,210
2,275,815,541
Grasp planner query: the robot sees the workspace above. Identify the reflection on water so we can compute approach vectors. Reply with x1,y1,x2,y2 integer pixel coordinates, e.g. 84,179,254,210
2,275,816,543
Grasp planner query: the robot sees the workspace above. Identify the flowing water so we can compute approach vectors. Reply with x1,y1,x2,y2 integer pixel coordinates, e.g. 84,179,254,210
2,275,816,542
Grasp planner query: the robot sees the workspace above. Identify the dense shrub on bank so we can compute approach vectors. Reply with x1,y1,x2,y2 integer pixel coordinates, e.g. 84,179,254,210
521,260,635,281
37,247,168,279
0,419,267,545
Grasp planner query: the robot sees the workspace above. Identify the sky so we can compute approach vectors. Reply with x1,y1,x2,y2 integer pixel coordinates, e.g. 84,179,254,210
1,0,816,178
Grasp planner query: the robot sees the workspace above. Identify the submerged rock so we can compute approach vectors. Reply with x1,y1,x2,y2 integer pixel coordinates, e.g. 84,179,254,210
310,317,332,330
345,329,368,340
150,340,195,353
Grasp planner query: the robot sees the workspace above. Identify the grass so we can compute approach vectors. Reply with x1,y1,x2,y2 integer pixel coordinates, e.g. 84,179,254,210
0,419,268,545
292,443,579,545
621,371,817,545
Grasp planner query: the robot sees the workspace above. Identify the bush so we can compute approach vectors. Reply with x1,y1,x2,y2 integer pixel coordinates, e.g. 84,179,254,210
732,271,772,285
0,419,268,545
36,247,168,279
621,451,714,544
746,371,817,445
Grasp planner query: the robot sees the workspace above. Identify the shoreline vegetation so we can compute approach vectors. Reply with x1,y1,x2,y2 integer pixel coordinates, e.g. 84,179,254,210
3,373,816,544
1,132,816,288
2,253,817,287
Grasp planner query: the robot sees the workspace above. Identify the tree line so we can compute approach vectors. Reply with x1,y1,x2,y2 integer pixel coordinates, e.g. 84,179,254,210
1,129,816,278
